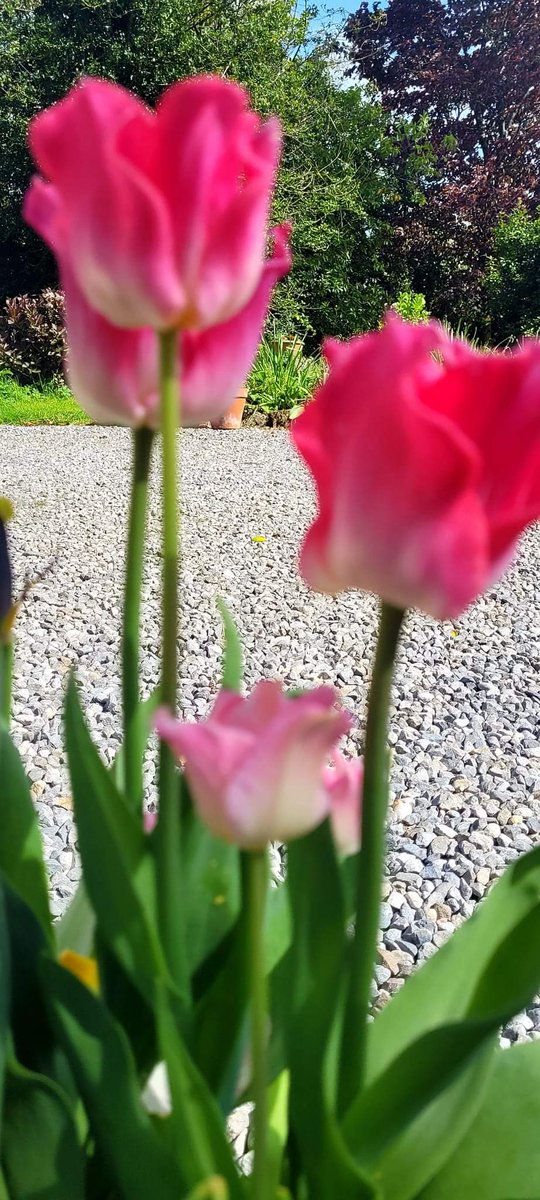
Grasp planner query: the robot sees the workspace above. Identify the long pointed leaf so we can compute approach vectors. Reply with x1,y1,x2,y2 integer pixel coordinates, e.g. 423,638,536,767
41,957,181,1200
421,1042,540,1200
64,677,172,1005
284,822,376,1200
343,845,540,1199
0,883,9,1139
156,985,244,1198
0,727,51,937
1,1057,84,1200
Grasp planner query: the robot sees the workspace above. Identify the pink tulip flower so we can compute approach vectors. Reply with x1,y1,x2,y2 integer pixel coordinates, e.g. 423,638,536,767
155,682,360,850
55,225,290,426
324,755,363,857
24,75,282,332
292,314,540,619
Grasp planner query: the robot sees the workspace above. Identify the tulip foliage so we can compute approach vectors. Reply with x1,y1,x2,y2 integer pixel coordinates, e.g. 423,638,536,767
2,73,540,1200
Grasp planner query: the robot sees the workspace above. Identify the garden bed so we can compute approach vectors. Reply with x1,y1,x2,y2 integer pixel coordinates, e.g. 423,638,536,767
5,423,539,1045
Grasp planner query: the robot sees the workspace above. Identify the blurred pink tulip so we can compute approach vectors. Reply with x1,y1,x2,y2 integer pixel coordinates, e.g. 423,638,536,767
155,682,358,849
292,314,540,619
57,225,290,426
24,75,282,332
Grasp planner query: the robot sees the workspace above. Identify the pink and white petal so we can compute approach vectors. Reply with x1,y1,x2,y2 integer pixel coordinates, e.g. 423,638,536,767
23,178,65,255
227,702,351,846
181,224,291,424
28,78,183,329
155,707,254,794
62,265,158,426
195,185,275,327
28,77,146,189
324,756,363,857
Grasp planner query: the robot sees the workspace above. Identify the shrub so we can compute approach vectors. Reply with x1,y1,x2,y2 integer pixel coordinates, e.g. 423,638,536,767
486,207,540,343
390,288,430,323
0,289,66,383
248,334,325,417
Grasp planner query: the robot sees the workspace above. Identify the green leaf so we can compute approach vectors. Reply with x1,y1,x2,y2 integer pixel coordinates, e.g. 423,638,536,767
182,800,240,976
111,687,160,804
344,1022,496,1168
343,844,540,1199
267,1069,290,1196
192,864,289,1111
155,985,244,1198
0,883,10,1138
283,822,376,1200
216,599,243,692
41,957,181,1200
1,1057,85,1200
64,677,171,1005
95,935,158,1078
0,726,51,937
2,879,67,1086
55,882,95,957
421,1042,540,1200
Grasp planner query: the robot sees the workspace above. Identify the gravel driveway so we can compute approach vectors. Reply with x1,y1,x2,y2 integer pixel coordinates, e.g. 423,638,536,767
3,425,540,1041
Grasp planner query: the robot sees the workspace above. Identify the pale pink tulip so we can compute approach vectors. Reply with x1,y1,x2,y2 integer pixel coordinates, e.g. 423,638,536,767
155,682,356,849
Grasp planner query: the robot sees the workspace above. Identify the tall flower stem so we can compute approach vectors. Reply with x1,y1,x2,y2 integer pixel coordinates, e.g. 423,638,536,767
0,638,13,726
338,602,405,1114
122,426,154,809
155,328,187,992
245,848,270,1200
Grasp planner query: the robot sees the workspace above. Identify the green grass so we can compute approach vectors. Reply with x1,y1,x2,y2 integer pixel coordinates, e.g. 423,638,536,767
0,373,91,425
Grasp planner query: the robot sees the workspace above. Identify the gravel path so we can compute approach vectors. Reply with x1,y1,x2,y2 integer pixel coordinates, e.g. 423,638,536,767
3,425,540,1043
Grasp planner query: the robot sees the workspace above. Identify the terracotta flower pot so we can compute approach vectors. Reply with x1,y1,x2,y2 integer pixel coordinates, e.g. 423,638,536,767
211,386,248,430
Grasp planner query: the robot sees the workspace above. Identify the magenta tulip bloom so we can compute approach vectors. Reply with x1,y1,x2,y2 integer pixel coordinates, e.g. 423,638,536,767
292,315,540,619
24,75,282,332
57,225,290,426
155,682,356,849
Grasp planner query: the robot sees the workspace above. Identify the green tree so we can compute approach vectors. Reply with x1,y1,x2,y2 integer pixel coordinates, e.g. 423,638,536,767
486,207,540,343
0,0,400,339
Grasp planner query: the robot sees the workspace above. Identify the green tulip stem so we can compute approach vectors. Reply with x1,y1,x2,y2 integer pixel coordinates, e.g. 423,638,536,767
338,602,405,1114
155,327,187,991
246,848,270,1200
122,426,154,808
0,637,13,726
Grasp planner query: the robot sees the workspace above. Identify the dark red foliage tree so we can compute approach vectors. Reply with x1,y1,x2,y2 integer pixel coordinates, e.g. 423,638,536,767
345,0,540,329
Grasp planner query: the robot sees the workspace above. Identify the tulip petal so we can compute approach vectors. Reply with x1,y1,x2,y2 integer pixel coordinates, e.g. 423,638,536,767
181,224,291,424
62,265,158,426
155,684,353,850
293,317,489,618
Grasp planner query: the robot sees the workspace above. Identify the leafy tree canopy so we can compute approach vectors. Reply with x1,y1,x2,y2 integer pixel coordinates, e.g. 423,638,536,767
345,0,540,328
0,0,405,341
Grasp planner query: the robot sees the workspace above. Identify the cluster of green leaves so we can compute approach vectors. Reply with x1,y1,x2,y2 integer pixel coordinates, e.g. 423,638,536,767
486,207,540,344
247,335,325,418
2,603,540,1197
391,290,430,324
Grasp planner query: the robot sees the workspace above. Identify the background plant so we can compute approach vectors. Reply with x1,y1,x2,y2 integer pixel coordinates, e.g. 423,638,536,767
345,0,540,334
390,289,429,324
486,206,540,344
0,290,66,384
0,0,410,343
247,335,325,417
